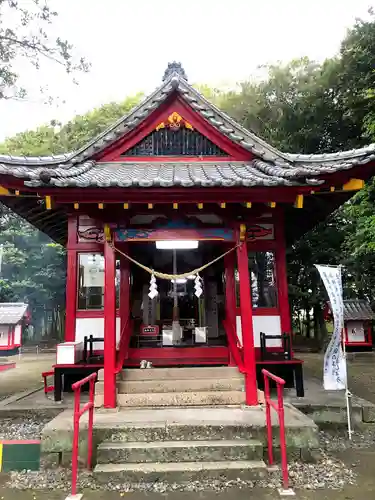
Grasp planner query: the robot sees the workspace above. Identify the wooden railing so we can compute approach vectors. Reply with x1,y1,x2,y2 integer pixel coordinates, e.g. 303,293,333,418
222,319,244,371
71,372,97,497
262,369,291,493
115,317,133,374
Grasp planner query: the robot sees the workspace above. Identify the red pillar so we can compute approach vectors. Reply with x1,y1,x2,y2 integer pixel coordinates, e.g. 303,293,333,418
237,241,258,405
65,250,77,341
65,217,78,342
104,240,116,408
224,252,237,366
224,251,237,328
274,210,292,335
120,249,130,333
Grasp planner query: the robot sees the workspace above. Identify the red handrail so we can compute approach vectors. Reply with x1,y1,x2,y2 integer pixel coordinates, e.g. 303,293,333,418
71,372,97,497
115,317,133,374
262,369,289,491
41,370,54,395
222,319,244,371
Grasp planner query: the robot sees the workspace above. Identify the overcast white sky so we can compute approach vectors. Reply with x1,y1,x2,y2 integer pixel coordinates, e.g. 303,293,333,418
0,0,373,141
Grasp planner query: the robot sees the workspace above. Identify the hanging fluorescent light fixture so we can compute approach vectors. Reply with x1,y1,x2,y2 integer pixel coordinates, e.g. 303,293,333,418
156,240,199,250
171,278,188,284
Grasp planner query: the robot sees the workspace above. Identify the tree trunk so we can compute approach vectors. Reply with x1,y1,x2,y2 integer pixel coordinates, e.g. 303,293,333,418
314,304,329,351
305,308,311,338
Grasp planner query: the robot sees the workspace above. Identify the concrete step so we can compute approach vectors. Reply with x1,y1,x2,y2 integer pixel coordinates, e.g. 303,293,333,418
97,439,263,464
117,390,245,407
117,377,244,394
93,460,269,483
120,366,240,381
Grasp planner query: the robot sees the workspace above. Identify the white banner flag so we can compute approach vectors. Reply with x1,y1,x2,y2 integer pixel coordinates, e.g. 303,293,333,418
315,265,347,390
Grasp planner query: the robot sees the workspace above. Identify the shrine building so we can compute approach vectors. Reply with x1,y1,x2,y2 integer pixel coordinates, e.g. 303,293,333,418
0,63,374,408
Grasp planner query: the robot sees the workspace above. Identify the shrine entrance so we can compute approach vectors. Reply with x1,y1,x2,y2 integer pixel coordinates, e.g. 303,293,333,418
127,240,227,350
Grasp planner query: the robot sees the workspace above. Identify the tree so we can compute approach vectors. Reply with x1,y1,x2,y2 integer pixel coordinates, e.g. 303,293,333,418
0,94,144,155
0,208,66,339
335,11,375,144
0,0,89,99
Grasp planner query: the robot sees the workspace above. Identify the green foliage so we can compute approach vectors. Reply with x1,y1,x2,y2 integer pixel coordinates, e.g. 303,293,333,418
0,94,144,156
0,208,66,338
0,0,89,99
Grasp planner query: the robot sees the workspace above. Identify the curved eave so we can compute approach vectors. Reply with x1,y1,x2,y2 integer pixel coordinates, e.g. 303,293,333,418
0,197,67,245
284,190,352,245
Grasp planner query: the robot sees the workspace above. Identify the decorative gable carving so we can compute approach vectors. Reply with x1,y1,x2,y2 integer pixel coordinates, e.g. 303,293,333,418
121,111,227,157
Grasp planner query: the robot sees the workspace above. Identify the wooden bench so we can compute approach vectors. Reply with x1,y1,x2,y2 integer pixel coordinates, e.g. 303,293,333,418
256,332,305,397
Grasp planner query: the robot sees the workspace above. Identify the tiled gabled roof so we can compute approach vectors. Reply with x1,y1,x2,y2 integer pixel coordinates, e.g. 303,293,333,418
0,69,374,188
343,300,374,321
0,303,28,325
328,299,375,321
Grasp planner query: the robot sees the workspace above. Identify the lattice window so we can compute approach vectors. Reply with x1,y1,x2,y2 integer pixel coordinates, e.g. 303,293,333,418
122,127,227,157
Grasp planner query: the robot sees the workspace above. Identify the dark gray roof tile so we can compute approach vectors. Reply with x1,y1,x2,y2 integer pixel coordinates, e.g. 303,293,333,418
0,303,28,325
329,299,374,321
343,300,374,321
22,161,325,188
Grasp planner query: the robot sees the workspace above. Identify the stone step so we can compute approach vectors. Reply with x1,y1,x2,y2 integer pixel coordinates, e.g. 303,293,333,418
97,439,263,464
120,366,240,381
93,460,269,483
117,390,245,407
117,377,244,394
103,424,264,443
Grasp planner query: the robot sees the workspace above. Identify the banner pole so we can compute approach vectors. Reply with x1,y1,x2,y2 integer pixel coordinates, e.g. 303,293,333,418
339,265,352,441
341,326,353,440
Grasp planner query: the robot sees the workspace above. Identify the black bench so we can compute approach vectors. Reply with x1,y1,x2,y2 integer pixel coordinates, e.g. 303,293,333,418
256,332,304,397
83,335,104,363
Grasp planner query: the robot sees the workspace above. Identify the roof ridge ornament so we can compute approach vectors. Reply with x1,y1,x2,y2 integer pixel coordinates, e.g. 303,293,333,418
162,62,187,82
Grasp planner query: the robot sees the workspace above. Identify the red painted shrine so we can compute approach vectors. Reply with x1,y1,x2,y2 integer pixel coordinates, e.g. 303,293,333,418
1,62,375,408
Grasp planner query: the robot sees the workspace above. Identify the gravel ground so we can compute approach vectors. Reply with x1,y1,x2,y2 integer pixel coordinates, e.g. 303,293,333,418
320,427,375,451
0,416,51,440
5,454,355,493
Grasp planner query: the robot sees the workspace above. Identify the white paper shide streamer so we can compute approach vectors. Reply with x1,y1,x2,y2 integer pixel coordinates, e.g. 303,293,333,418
194,274,203,298
148,273,158,299
315,265,347,390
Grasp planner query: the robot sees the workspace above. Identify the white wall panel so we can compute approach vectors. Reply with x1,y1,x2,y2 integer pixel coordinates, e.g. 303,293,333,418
236,314,282,347
347,320,366,343
14,324,22,345
75,317,121,350
0,325,9,346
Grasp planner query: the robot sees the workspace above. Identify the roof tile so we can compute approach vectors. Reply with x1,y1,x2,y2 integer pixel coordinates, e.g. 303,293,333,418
0,303,28,325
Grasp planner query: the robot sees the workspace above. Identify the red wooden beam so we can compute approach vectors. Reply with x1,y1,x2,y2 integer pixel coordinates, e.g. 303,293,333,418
48,186,312,204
